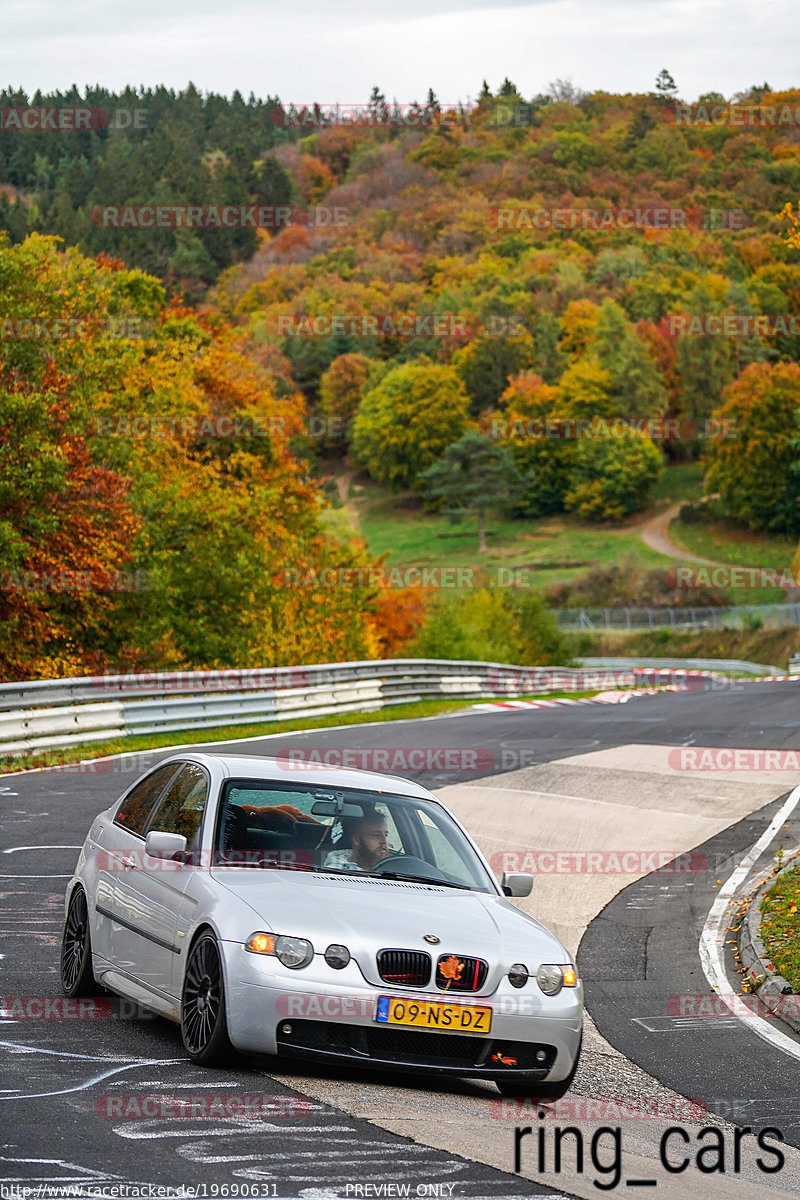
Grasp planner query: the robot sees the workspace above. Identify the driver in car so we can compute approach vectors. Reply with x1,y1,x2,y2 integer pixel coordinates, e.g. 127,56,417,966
323,813,391,871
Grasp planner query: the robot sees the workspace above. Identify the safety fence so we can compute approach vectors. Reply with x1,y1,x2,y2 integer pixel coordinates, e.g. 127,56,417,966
555,602,800,632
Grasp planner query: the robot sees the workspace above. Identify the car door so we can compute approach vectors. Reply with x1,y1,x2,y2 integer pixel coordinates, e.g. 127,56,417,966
93,762,181,966
112,762,210,997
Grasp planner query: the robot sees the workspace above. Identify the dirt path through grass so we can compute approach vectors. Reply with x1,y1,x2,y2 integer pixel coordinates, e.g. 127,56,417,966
639,501,731,566
336,468,360,531
336,469,744,578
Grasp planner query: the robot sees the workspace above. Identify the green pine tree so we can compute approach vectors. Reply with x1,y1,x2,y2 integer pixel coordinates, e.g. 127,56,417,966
420,431,524,551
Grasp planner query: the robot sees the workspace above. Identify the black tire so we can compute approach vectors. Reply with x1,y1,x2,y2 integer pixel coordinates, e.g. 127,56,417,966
61,887,101,997
181,932,237,1066
495,1035,582,1099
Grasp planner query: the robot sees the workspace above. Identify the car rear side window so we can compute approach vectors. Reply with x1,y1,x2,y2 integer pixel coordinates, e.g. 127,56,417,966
145,762,210,850
114,763,180,836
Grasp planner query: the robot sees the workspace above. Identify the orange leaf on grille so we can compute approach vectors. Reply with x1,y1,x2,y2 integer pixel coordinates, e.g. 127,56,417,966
439,955,464,983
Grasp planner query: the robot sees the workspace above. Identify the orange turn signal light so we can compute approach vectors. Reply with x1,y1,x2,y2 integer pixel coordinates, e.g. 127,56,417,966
246,932,276,955
562,965,578,987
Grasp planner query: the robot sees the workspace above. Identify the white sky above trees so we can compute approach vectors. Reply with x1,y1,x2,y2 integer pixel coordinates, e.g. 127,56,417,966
1,0,795,104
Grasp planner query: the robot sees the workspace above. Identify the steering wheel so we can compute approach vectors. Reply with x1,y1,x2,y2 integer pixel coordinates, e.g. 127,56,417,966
371,854,410,873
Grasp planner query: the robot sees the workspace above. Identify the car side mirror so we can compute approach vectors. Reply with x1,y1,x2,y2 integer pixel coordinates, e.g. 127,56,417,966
501,872,533,897
145,830,188,858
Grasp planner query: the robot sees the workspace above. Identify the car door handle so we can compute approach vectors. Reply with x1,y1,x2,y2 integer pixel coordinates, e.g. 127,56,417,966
121,856,136,870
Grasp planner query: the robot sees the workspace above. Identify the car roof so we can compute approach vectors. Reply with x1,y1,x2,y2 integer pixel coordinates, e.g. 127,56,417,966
159,751,438,802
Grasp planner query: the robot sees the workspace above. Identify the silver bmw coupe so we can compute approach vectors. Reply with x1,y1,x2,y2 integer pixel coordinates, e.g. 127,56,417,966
61,752,582,1096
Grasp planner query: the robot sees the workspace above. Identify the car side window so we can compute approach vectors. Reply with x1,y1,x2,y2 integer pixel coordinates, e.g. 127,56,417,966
145,762,210,850
418,811,468,876
114,763,180,837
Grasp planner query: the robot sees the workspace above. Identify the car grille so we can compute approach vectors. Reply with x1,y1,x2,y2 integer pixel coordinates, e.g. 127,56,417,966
275,1020,557,1074
435,954,488,992
377,948,431,988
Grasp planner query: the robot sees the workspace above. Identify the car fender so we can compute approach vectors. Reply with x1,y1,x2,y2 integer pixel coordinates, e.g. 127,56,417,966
175,875,268,1011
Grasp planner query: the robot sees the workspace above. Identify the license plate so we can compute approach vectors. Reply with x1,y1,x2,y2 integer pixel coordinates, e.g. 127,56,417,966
375,995,492,1034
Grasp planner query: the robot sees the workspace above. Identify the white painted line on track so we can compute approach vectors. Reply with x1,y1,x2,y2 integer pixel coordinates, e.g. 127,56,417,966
0,1040,186,1100
114,1123,359,1141
699,782,800,1060
632,1015,740,1032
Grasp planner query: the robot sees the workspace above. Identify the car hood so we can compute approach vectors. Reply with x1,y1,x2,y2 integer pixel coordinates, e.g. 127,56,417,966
211,868,568,973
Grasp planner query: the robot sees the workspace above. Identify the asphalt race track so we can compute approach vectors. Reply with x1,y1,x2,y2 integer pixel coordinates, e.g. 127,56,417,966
3,679,800,1199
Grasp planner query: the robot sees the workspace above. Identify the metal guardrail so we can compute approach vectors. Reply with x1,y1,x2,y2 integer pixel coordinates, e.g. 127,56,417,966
0,658,745,758
578,656,783,676
555,602,800,632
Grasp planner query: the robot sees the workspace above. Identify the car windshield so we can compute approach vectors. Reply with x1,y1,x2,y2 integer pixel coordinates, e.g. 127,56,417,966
214,778,494,891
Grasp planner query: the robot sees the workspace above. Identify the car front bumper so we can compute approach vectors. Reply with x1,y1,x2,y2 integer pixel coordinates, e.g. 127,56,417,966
224,946,582,1082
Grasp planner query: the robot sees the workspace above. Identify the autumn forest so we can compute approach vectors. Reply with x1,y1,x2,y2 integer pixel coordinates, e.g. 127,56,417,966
2,78,800,679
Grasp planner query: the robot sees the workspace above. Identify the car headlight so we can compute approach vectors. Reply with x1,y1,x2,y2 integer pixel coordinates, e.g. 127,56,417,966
245,931,314,969
507,963,529,989
536,963,578,995
275,935,314,969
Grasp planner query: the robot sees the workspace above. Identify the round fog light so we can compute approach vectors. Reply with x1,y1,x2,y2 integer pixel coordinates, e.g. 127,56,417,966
325,943,350,970
536,1049,547,1061
508,963,529,989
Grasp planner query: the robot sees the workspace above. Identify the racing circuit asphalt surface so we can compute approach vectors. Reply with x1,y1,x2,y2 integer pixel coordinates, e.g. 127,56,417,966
3,680,800,1199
